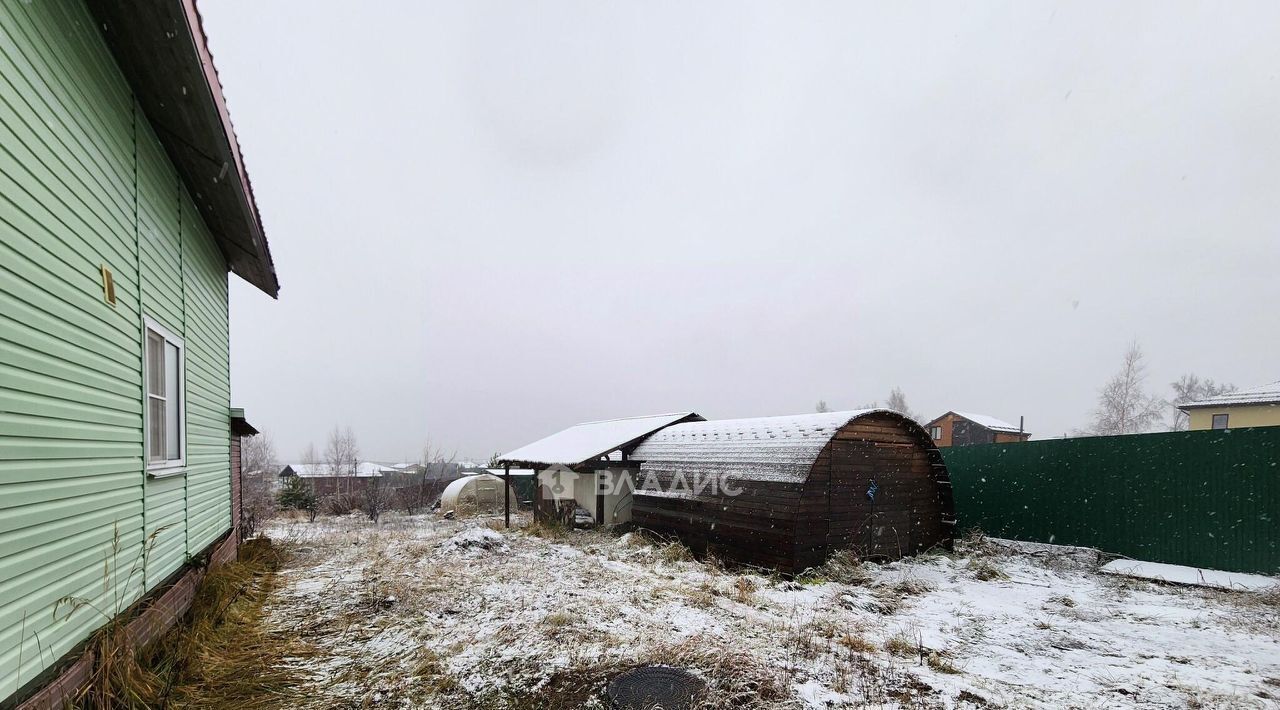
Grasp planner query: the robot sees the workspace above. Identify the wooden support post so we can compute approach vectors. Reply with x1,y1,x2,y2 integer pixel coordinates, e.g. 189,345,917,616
595,471,605,526
504,462,511,529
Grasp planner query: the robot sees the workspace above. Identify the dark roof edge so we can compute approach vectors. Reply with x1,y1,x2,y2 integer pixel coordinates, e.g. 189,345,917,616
88,0,280,297
497,412,705,468
181,0,279,296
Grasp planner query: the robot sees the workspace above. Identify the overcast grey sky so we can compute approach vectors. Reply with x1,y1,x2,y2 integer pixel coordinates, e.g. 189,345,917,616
203,1,1280,462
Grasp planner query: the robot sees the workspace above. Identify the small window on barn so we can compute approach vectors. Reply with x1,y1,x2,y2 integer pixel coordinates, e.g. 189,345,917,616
145,318,185,473
930,426,942,440
1211,413,1229,430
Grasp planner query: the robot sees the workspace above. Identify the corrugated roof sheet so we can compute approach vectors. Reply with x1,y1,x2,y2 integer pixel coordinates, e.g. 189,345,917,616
498,412,701,466
1178,381,1280,409
486,468,535,477
631,409,882,483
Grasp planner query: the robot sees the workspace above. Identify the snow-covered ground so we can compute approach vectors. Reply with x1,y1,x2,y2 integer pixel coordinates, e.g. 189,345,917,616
262,512,1280,708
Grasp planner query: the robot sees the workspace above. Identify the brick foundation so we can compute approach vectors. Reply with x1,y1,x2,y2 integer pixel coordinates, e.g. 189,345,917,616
15,530,238,710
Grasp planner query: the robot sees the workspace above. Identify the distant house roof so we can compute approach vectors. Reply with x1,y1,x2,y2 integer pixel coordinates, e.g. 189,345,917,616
1178,381,1280,410
280,462,392,478
631,410,886,483
928,411,1027,435
498,412,704,467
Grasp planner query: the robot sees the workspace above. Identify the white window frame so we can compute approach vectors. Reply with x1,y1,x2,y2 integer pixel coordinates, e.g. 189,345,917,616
143,316,186,476
930,425,942,440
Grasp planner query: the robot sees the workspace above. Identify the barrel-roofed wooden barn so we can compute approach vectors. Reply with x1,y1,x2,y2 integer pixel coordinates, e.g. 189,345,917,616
630,409,954,573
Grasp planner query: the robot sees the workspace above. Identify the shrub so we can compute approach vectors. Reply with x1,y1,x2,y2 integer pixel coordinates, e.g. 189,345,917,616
323,492,364,516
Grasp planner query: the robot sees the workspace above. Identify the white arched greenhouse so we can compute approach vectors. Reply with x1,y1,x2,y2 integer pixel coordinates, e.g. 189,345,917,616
440,473,511,517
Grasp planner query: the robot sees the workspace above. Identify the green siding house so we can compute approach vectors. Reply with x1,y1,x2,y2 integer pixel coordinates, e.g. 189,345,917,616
0,0,277,704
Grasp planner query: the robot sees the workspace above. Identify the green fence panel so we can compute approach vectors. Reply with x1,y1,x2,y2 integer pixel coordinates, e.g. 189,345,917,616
943,427,1280,574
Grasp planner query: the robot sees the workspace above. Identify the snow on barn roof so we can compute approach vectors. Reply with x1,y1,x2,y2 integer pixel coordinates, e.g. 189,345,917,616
631,409,883,483
498,412,703,466
1177,381,1280,410
954,412,1024,434
929,411,1026,434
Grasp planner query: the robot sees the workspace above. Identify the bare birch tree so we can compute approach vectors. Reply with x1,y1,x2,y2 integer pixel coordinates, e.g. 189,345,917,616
364,476,396,523
1086,342,1165,435
885,387,918,421
240,432,278,537
402,439,456,514
1167,374,1235,430
815,400,830,413
324,425,360,495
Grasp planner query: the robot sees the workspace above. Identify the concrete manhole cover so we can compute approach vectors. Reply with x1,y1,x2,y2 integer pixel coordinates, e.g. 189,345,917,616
606,665,706,710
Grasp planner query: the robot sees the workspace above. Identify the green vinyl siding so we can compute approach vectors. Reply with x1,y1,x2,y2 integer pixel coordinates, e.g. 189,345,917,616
181,190,231,553
136,117,187,583
0,1,234,702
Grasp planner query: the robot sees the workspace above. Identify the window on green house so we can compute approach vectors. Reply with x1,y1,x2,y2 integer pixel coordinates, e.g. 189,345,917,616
145,318,185,470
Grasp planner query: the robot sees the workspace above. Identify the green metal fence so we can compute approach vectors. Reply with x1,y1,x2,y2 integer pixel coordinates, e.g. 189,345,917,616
942,427,1280,574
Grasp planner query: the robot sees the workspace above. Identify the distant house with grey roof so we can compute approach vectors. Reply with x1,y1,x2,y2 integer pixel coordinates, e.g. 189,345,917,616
1177,381,1280,431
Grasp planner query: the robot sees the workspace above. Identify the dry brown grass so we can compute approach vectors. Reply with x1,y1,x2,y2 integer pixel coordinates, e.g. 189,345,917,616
146,539,310,709
67,537,309,709
927,652,962,674
888,573,935,596
523,519,569,541
466,635,793,709
882,630,917,657
969,559,1009,581
797,550,874,587
659,539,695,564
733,576,759,604
414,649,461,696
688,579,719,608
1256,586,1280,608
838,631,877,653
541,610,577,636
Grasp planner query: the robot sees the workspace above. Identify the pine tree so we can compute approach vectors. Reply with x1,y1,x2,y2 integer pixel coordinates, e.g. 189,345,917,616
278,476,317,521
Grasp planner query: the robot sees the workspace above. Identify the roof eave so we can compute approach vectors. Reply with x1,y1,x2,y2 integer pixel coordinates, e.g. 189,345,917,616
87,0,279,297
1178,400,1280,411
496,412,705,468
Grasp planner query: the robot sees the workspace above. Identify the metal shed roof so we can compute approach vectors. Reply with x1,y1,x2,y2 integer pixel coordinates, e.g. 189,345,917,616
631,409,885,482
498,412,703,467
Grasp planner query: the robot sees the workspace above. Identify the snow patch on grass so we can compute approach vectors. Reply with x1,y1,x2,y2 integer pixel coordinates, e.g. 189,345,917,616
258,514,1280,708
